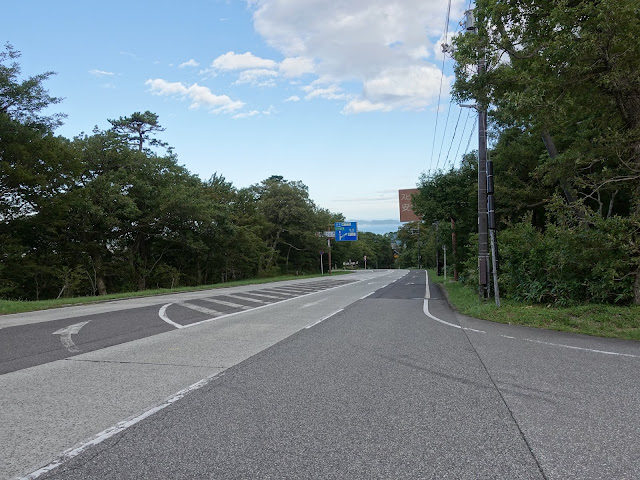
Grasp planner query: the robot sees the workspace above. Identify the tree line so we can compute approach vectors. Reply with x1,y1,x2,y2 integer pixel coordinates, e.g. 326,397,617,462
0,44,394,301
413,0,640,305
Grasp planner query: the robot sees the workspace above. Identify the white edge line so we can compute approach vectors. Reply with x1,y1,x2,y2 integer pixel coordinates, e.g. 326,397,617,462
423,299,462,330
20,373,221,479
159,274,383,330
425,270,431,299
305,309,343,329
359,292,374,300
159,304,184,329
522,337,639,358
425,301,636,359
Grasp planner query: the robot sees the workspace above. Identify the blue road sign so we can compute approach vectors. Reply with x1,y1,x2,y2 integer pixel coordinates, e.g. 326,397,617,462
334,222,358,242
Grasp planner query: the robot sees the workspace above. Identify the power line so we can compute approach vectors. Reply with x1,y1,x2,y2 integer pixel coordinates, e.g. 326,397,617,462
444,107,463,169
429,0,454,175
453,109,472,166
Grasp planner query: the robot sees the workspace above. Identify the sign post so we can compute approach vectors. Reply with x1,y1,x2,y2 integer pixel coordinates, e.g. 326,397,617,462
319,251,324,275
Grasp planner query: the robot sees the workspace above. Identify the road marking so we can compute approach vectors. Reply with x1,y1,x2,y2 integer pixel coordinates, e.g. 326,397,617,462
158,279,364,329
224,294,269,304
424,300,638,359
360,292,374,299
176,302,223,317
305,309,343,329
270,286,317,293
520,337,639,358
260,289,297,297
300,298,327,309
21,372,222,479
200,298,251,310
159,304,183,329
52,321,91,353
237,292,284,299
425,271,431,299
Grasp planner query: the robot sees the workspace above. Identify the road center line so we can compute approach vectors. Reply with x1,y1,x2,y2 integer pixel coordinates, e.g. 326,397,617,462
305,309,343,329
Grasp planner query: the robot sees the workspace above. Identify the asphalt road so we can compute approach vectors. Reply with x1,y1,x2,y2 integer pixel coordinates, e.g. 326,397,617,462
3,270,639,479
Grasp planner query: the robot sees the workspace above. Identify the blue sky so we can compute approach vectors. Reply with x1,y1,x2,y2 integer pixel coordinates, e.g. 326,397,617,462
5,0,475,222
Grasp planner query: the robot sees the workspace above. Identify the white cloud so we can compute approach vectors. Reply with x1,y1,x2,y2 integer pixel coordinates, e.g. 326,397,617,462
235,68,279,86
179,59,200,68
285,95,301,102
89,69,114,77
303,82,350,101
279,57,315,77
212,51,277,71
233,106,275,119
145,79,245,114
250,0,465,113
342,99,391,114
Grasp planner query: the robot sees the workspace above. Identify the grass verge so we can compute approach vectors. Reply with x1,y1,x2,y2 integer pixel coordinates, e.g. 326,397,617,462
0,271,353,316
428,269,640,342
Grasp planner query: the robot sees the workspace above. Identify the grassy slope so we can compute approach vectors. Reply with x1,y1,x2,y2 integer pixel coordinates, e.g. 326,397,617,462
428,270,640,342
0,271,353,315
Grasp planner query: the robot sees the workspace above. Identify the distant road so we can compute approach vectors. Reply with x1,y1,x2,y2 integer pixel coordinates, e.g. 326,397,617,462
2,270,639,479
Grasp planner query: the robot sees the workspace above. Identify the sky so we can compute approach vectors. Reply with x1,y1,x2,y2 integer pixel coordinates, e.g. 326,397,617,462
4,0,476,224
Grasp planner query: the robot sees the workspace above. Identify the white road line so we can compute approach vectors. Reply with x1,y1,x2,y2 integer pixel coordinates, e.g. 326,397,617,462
360,292,374,299
159,280,361,330
260,289,297,297
305,309,343,329
425,271,431,299
238,292,284,299
159,304,183,329
224,294,269,304
521,337,639,358
200,298,251,310
300,298,327,309
20,373,221,479
52,321,91,353
177,302,223,317
270,286,317,293
424,300,638,359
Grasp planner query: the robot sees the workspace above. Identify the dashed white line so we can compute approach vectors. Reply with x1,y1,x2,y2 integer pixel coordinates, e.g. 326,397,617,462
521,337,639,358
305,309,343,329
360,292,374,299
300,298,327,309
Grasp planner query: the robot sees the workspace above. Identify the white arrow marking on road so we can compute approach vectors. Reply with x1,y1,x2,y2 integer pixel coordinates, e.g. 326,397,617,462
52,321,91,353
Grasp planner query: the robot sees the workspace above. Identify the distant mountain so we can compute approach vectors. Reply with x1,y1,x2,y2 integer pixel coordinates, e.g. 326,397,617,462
354,219,402,235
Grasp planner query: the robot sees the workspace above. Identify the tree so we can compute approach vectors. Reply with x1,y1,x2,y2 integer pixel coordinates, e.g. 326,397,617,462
451,0,640,303
108,111,167,153
0,43,65,131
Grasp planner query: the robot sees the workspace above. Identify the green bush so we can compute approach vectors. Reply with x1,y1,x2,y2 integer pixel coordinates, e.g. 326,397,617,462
498,205,637,305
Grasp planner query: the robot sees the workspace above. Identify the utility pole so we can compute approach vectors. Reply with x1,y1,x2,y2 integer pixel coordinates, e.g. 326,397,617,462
487,156,501,306
465,9,489,300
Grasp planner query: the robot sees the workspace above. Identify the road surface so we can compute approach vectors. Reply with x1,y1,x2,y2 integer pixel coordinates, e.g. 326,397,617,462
1,270,638,479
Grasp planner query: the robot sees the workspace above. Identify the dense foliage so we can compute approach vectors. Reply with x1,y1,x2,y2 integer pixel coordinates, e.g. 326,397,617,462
0,45,393,301
414,0,640,305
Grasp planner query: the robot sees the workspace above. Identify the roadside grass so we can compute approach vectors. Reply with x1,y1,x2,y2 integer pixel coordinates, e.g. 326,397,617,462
428,269,640,342
0,271,353,316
